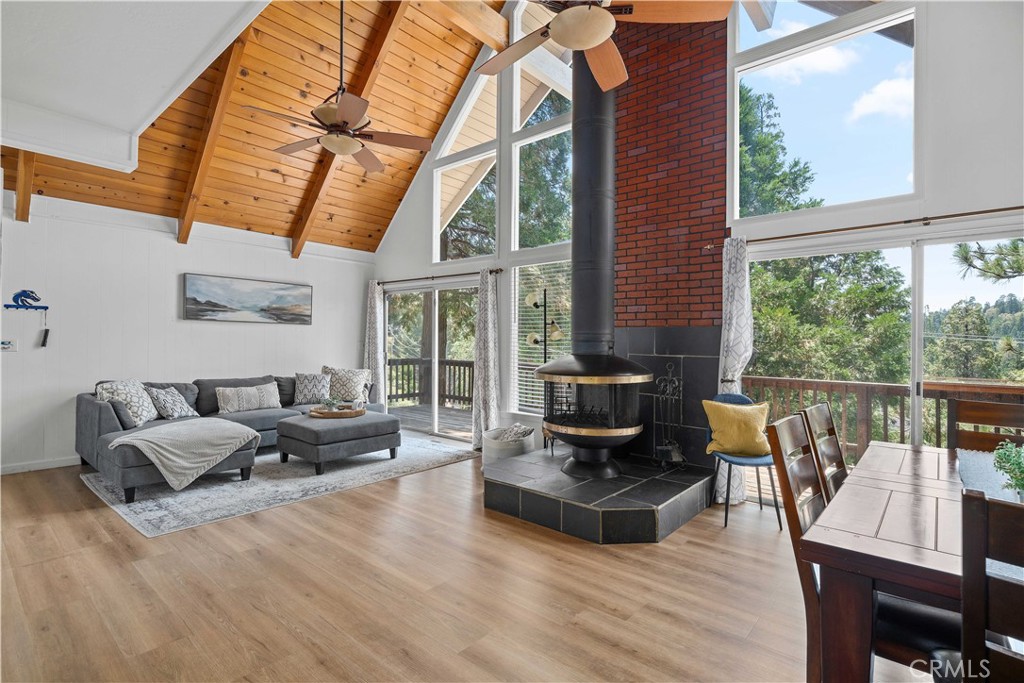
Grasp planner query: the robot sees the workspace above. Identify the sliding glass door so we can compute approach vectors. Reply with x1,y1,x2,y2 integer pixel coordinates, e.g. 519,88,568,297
921,238,1024,445
746,247,912,465
385,291,434,433
746,232,1023,466
385,285,477,440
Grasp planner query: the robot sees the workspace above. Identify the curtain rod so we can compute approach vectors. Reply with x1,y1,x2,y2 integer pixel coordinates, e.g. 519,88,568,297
702,205,1024,251
378,268,504,287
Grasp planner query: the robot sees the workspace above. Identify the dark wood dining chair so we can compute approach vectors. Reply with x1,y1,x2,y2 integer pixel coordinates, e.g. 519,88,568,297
767,414,962,682
932,490,1024,682
800,402,848,503
947,399,1024,451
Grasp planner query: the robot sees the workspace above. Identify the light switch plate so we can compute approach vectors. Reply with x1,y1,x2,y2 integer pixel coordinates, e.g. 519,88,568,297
0,340,17,352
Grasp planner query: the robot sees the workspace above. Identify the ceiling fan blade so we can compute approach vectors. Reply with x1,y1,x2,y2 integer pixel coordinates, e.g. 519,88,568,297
357,130,432,152
241,105,325,130
584,39,628,92
610,1,732,23
476,26,552,76
274,136,322,155
336,91,370,126
353,146,386,174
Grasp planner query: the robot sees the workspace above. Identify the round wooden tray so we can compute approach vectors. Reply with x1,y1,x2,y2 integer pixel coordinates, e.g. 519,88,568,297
309,407,366,419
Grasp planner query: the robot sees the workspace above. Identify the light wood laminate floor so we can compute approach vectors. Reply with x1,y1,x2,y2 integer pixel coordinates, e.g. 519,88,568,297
2,456,919,682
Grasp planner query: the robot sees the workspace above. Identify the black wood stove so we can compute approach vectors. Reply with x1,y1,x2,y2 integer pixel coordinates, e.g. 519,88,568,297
535,52,652,479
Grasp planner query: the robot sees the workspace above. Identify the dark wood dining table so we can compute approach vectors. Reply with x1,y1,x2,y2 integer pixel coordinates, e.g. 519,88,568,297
799,441,964,682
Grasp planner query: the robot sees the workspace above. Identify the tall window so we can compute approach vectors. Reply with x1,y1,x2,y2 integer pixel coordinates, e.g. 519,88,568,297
735,5,915,220
439,155,497,260
428,4,574,413
513,261,572,412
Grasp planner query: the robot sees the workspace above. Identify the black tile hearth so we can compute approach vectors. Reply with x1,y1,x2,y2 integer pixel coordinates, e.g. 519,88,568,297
483,450,714,544
619,325,723,469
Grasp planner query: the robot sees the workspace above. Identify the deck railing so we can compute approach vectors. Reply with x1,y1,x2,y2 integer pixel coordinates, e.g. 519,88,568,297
743,375,1024,460
386,358,474,410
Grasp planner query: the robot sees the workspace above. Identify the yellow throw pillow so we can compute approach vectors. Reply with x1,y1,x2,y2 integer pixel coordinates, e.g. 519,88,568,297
703,400,771,456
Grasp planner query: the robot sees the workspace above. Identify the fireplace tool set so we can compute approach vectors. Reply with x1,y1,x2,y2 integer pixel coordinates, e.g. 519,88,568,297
653,363,686,469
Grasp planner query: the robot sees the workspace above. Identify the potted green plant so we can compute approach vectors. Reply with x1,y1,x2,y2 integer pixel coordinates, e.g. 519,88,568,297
993,440,1024,502
321,396,341,411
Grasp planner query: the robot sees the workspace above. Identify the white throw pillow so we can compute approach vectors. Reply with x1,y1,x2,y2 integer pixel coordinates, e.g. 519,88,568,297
294,373,331,405
322,366,371,402
96,379,159,426
145,385,199,420
216,382,281,414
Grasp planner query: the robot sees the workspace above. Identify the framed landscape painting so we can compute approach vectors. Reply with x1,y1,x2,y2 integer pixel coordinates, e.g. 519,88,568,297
183,274,312,325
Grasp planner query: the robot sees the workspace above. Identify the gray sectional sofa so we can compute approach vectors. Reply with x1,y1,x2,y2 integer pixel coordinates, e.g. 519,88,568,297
76,375,383,503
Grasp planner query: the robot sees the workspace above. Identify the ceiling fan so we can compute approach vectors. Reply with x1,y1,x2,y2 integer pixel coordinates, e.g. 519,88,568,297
242,1,431,174
477,1,733,91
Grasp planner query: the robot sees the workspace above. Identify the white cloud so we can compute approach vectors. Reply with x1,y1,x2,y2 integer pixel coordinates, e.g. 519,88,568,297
847,77,914,123
765,19,810,40
894,60,914,78
758,44,860,85
906,171,914,185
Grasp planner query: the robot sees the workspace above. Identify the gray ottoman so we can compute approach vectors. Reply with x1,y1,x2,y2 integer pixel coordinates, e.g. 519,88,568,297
276,412,402,475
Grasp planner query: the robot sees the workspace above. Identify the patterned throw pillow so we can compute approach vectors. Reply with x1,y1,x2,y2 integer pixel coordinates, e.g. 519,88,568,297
96,379,159,427
216,382,281,414
145,385,199,420
322,366,371,402
294,373,331,405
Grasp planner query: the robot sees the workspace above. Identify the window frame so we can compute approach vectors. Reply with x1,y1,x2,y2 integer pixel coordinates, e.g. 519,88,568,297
728,1,923,240
422,1,575,417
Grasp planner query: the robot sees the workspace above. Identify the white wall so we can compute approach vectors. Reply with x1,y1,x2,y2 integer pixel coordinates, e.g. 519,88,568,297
0,192,375,474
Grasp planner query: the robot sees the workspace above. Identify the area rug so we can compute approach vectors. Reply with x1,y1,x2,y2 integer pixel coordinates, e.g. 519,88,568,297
81,431,477,537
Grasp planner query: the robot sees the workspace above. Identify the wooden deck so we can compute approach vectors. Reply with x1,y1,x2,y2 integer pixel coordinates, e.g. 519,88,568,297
389,403,473,441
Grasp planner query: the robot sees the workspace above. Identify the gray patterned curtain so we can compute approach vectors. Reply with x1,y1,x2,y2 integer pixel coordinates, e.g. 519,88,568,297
363,280,386,406
716,237,753,504
472,269,499,449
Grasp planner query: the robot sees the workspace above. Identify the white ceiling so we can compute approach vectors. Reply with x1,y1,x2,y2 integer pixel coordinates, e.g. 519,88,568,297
1,1,267,171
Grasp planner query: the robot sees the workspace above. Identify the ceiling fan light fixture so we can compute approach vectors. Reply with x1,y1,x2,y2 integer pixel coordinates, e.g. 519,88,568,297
550,5,616,51
320,133,363,157
312,102,335,126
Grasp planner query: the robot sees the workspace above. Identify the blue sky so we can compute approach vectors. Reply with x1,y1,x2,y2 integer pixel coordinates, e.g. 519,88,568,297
739,2,914,206
740,3,1021,311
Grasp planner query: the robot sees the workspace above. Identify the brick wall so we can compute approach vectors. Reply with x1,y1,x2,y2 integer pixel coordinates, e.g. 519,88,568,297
614,20,728,327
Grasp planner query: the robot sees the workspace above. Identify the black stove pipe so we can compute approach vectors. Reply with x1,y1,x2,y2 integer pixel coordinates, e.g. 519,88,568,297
570,52,616,357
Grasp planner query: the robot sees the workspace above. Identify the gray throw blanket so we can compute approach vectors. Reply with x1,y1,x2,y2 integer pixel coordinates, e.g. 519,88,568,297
109,418,259,490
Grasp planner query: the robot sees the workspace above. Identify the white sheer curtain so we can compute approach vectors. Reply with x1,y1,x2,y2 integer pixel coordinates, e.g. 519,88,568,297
715,236,754,504
364,280,386,406
472,269,499,449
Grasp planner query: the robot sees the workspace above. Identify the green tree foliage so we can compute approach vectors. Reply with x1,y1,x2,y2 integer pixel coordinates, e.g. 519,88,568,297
748,253,911,382
738,83,824,218
953,239,1024,282
924,298,1001,380
518,130,572,248
440,165,497,260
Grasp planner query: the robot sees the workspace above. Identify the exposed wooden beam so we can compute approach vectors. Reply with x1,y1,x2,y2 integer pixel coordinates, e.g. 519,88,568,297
290,3,413,258
417,1,508,52
349,1,410,98
291,152,344,258
177,28,251,244
14,150,36,222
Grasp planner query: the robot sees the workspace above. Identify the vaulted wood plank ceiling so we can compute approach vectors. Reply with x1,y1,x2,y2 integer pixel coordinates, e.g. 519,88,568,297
1,0,504,255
